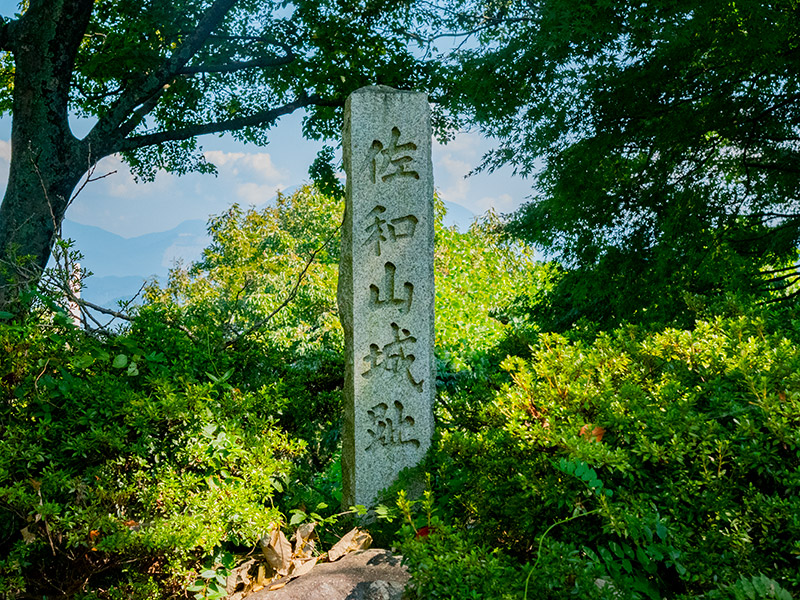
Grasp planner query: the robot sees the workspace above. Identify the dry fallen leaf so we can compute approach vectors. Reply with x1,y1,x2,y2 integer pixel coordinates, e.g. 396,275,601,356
327,527,372,562
289,556,318,578
20,527,35,544
261,529,293,576
269,581,287,591
226,559,256,599
292,522,316,559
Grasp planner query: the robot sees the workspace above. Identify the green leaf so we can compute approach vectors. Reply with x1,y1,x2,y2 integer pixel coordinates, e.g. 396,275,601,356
71,354,94,369
112,354,128,368
598,546,613,564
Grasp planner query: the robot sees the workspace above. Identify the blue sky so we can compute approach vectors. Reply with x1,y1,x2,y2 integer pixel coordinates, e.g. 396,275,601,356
0,3,533,238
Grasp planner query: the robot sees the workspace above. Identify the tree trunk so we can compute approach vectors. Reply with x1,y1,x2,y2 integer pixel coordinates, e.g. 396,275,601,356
0,0,94,310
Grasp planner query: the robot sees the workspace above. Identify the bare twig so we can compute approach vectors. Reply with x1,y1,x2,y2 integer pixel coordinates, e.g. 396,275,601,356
222,223,341,349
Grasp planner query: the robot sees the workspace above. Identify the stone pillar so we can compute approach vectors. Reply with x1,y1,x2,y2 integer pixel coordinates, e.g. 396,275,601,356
339,86,434,508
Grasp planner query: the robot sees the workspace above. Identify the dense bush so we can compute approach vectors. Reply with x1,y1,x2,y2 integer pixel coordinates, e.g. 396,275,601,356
412,304,800,598
0,313,305,598
0,186,348,598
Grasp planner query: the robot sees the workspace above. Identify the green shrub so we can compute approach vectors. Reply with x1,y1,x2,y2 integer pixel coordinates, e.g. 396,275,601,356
399,524,525,600
424,308,800,598
0,314,305,598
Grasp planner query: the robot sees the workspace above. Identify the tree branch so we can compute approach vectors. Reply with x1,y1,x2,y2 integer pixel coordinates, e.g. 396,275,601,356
116,94,330,152
116,86,169,140
759,271,800,286
750,92,800,124
742,160,800,175
766,281,800,293
178,54,293,75
760,286,800,304
86,0,240,149
222,222,341,350
760,264,800,276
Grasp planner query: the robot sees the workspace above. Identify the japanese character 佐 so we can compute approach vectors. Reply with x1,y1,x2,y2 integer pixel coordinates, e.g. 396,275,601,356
367,127,420,183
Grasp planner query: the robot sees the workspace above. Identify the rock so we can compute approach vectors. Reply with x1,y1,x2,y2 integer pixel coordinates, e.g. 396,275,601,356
244,549,408,600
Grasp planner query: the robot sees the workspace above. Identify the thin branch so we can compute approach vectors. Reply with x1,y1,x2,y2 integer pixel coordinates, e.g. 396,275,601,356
178,54,293,75
28,145,60,234
760,286,800,305
116,85,169,140
759,271,800,286
74,79,126,103
409,13,533,45
749,92,800,124
70,154,117,203
742,160,800,175
748,211,800,222
192,32,294,52
222,223,341,349
760,264,800,276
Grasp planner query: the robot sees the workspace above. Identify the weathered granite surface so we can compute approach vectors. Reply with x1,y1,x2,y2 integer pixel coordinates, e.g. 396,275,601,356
339,85,435,508
245,549,408,600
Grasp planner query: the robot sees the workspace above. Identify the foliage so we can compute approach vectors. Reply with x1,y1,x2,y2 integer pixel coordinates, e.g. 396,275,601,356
441,0,800,327
13,174,800,600
400,524,525,600
434,205,548,370
144,184,342,355
140,184,346,497
419,303,800,598
0,312,305,598
0,0,455,308
432,199,555,441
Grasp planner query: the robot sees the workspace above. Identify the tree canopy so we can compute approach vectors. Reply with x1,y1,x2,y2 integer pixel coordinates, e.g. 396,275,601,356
0,0,445,309
444,0,800,327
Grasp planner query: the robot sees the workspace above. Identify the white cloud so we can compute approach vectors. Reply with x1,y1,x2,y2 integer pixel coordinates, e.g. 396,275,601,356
435,153,472,204
432,131,532,217
235,182,286,205
0,139,10,162
472,193,516,215
204,150,288,185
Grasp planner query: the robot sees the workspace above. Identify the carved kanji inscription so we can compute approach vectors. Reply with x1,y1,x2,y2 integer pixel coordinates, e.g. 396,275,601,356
340,85,433,508
363,205,418,256
361,322,423,392
365,400,420,451
369,262,413,314
367,127,420,183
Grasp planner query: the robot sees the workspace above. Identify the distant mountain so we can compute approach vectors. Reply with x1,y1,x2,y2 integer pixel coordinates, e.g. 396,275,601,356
58,219,209,307
61,219,209,279
58,199,476,308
